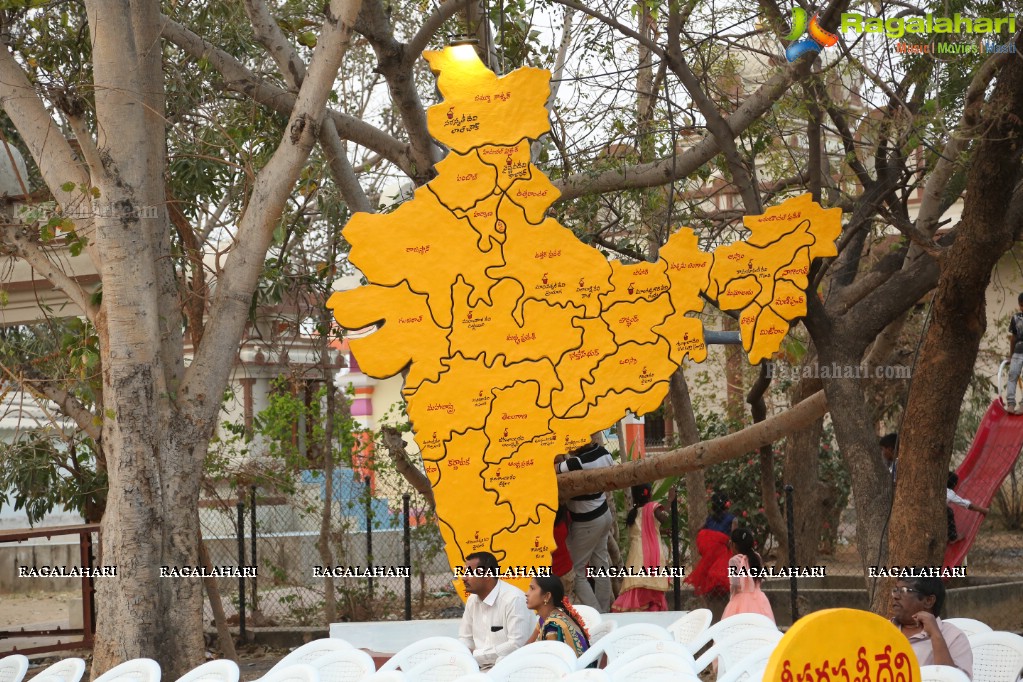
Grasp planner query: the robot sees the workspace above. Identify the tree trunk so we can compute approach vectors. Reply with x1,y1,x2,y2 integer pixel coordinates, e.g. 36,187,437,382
889,45,1023,584
780,374,825,566
199,537,238,662
817,342,894,613
747,364,788,552
668,369,706,557
723,316,745,421
320,376,338,624
86,1,204,676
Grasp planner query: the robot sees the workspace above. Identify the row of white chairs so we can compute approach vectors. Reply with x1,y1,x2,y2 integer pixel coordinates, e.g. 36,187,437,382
0,657,238,682
4,612,1018,682
0,657,87,682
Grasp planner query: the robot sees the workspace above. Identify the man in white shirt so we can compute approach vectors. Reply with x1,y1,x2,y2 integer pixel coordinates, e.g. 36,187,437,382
891,576,973,679
457,551,534,669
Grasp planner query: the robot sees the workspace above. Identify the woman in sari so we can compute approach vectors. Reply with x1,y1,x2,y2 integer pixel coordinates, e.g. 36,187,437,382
525,575,590,656
611,483,672,611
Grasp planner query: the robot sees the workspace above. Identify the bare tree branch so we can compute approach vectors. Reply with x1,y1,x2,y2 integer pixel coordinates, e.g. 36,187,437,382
182,0,362,412
243,0,372,211
559,390,829,497
381,425,435,507
0,227,98,322
160,14,414,178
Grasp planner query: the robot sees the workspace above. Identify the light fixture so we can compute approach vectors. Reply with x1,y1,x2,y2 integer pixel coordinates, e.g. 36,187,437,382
447,34,480,61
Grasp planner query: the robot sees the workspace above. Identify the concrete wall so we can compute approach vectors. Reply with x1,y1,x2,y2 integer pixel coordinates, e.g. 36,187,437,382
0,542,83,593
763,577,1023,629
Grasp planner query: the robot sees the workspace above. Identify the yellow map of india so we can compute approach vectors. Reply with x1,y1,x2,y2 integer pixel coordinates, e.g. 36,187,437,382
327,46,841,594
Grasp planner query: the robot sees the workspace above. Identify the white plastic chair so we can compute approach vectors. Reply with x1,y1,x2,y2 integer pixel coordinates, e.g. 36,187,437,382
573,605,603,630
576,623,673,669
500,641,579,667
919,665,972,682
694,631,783,679
253,664,318,682
361,673,406,682
684,613,778,654
488,641,577,682
944,618,993,638
667,609,713,647
603,641,697,676
588,620,617,644
969,631,1023,682
404,652,479,682
268,639,354,675
603,653,702,682
377,637,471,673
174,660,240,682
561,669,611,682
93,659,162,682
305,650,377,682
715,647,775,682
28,658,87,682
0,656,29,682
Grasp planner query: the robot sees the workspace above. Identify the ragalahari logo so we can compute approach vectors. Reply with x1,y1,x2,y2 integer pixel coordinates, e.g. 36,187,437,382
785,7,840,61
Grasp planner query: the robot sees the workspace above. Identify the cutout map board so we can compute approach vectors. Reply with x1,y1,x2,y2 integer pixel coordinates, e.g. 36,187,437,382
327,47,842,593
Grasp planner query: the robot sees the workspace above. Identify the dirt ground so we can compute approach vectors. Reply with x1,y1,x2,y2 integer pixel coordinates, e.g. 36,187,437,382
0,591,284,681
0,591,75,629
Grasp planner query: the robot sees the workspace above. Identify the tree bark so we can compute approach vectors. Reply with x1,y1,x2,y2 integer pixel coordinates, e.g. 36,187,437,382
889,41,1023,591
668,369,706,557
198,537,237,662
780,373,825,566
747,363,788,552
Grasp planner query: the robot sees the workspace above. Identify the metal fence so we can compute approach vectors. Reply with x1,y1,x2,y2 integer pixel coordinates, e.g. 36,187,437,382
199,470,458,629
197,460,1023,630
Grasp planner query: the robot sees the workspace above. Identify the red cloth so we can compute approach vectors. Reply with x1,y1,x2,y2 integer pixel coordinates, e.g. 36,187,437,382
552,517,573,575
684,528,731,597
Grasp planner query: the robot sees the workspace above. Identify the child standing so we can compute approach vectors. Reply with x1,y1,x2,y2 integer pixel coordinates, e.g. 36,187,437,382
722,527,775,622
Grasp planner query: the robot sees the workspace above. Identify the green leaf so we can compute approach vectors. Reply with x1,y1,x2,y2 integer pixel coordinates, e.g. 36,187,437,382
60,181,75,192
298,32,317,48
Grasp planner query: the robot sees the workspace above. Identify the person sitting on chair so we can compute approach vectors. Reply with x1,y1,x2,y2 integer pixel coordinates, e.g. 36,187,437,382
891,575,972,679
458,551,534,669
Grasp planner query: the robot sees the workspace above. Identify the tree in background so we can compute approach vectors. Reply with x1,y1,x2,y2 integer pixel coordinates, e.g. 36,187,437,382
1,1,1021,674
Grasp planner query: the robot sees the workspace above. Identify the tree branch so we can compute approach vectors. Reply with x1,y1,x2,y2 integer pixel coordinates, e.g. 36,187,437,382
0,41,101,268
355,0,438,184
243,0,372,212
405,0,463,65
558,390,829,497
916,51,1009,239
0,227,98,321
160,14,414,178
381,425,434,507
553,51,815,201
0,359,101,443
182,0,362,419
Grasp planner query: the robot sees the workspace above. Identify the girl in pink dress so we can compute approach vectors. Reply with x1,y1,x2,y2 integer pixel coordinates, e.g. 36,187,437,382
722,527,775,622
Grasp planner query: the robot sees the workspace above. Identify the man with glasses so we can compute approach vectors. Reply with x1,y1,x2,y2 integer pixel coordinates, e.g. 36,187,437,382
891,576,973,679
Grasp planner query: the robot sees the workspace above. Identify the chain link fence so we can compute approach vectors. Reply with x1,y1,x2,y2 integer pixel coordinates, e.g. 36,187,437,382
196,456,1023,629
199,469,459,629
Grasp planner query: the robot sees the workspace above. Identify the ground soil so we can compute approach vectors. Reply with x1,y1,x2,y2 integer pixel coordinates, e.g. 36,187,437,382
1,591,284,681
